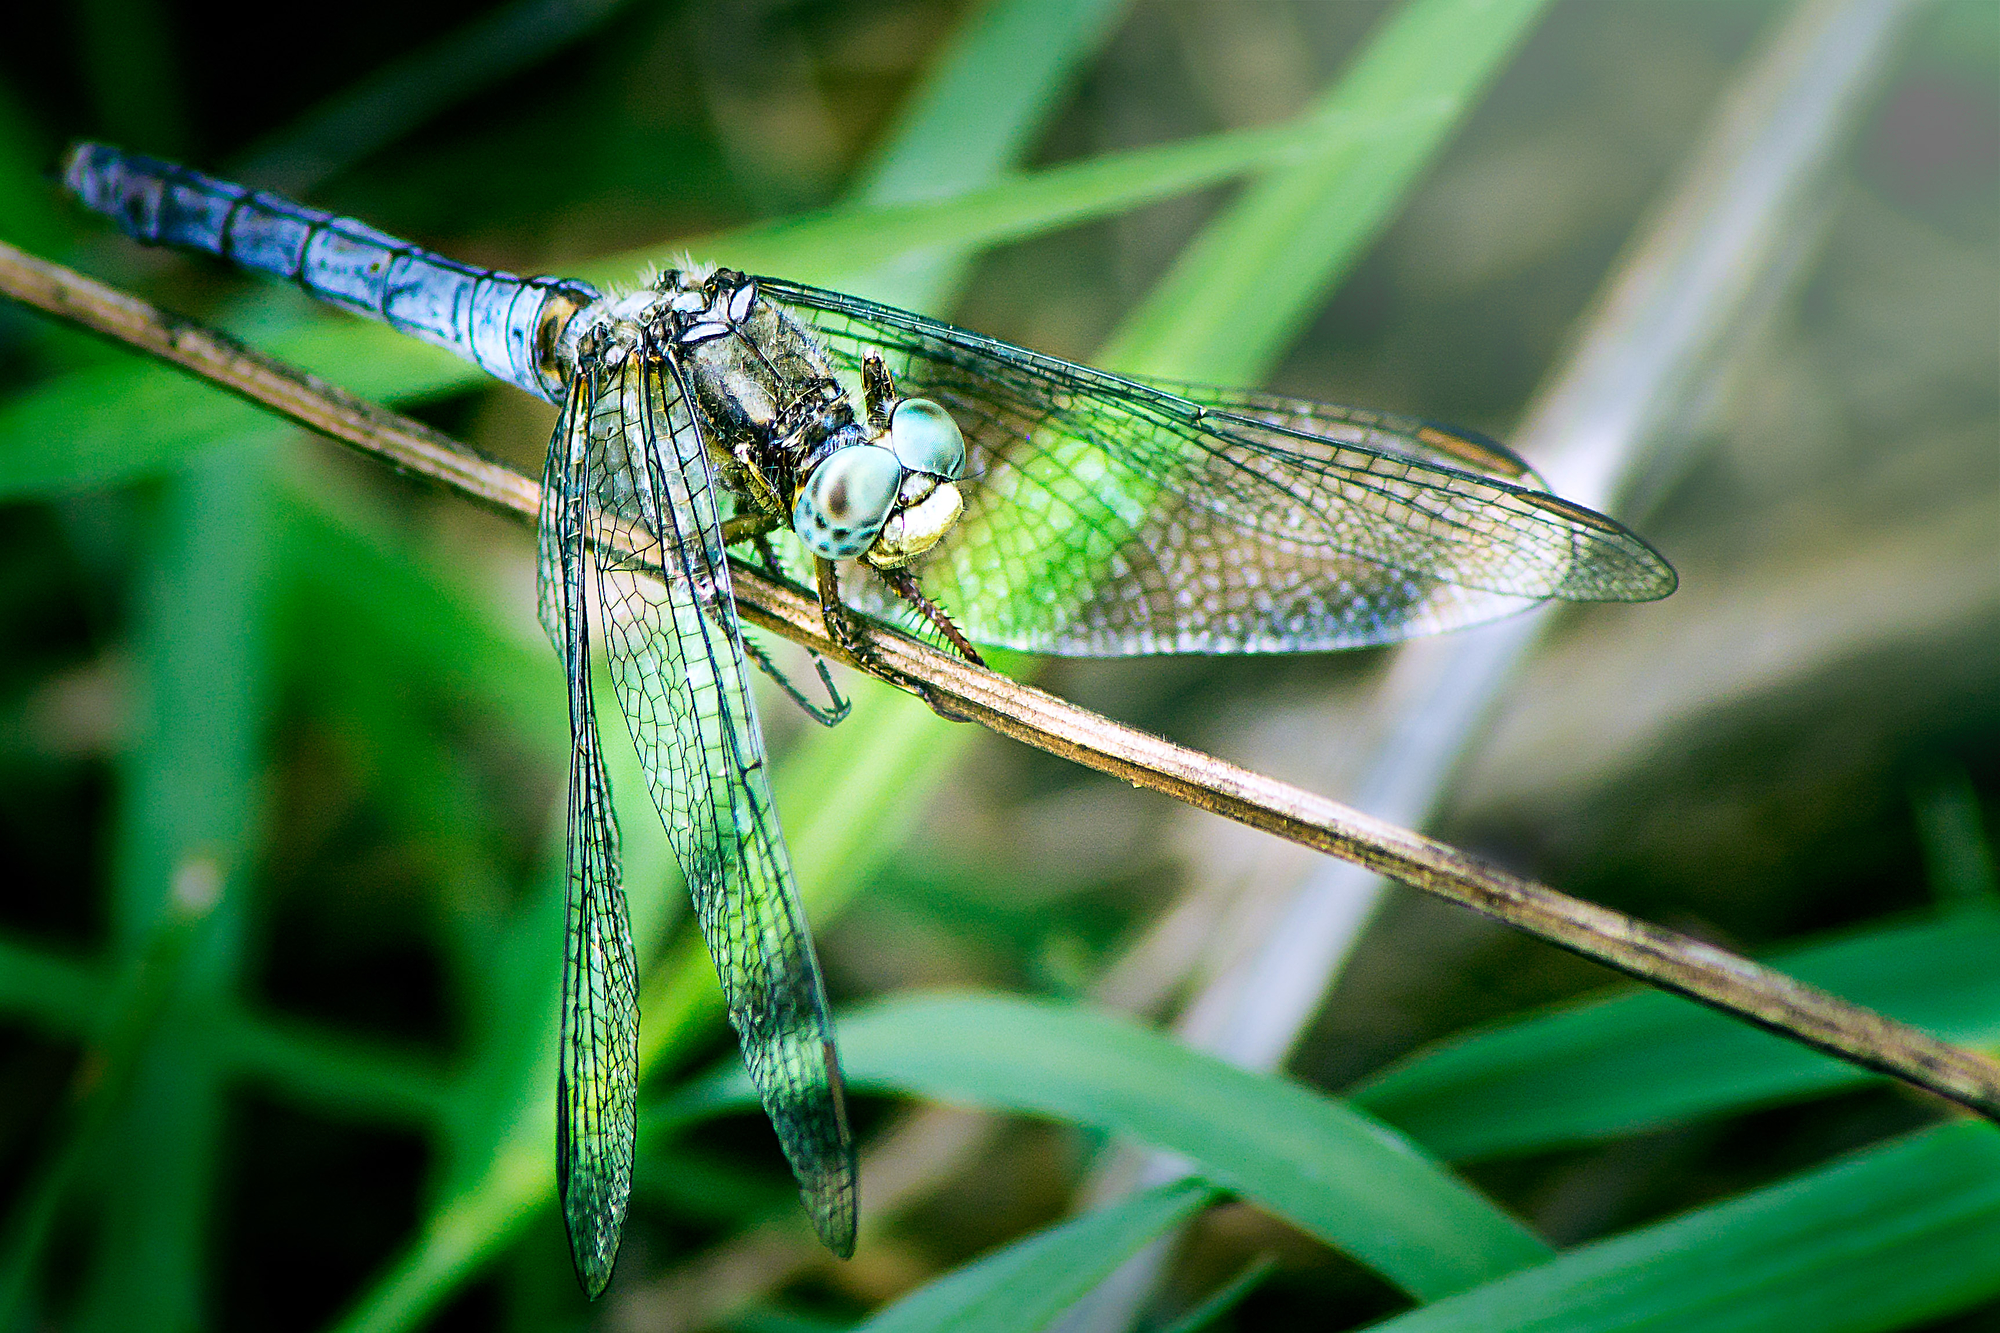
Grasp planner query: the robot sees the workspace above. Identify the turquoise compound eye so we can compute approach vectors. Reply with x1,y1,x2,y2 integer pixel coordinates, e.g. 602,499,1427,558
887,398,966,478
793,444,902,559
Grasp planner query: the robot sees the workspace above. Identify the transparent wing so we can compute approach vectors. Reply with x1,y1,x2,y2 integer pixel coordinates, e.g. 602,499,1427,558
1125,377,1547,488
758,278,1675,655
569,346,856,1259
538,378,640,1298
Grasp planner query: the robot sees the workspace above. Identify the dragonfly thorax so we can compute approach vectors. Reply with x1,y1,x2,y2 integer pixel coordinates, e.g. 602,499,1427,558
570,268,972,570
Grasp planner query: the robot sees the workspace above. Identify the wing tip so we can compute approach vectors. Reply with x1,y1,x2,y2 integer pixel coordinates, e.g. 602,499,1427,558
809,1181,860,1259
1521,490,1678,603
562,1186,628,1300
800,1043,859,1259
1596,530,1679,603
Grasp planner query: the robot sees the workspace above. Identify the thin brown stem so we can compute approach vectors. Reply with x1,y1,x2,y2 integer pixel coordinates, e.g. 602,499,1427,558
5,237,1998,1121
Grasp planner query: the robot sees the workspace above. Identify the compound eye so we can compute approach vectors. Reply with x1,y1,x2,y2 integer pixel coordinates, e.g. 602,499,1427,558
887,398,966,479
792,444,902,559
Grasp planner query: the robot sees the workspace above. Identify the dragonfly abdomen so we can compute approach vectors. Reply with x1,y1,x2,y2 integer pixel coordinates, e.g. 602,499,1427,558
61,142,595,401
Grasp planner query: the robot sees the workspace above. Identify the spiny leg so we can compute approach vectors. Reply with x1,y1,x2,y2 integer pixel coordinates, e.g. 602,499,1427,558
814,557,968,719
877,568,985,668
813,557,882,669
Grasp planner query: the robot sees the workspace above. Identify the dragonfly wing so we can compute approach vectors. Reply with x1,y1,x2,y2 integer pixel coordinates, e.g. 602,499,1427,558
539,378,640,1298
759,279,1675,656
1124,377,1547,488
579,347,856,1257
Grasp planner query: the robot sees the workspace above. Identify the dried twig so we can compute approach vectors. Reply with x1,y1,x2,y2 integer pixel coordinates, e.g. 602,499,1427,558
4,238,1998,1123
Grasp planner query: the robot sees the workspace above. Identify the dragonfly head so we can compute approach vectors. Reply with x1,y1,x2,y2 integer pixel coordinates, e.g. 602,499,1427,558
792,397,966,568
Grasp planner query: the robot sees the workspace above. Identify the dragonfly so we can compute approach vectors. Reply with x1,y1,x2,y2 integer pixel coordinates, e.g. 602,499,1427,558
61,141,1675,1296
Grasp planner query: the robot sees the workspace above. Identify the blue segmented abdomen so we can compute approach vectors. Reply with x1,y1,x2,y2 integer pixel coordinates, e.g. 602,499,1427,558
61,142,597,402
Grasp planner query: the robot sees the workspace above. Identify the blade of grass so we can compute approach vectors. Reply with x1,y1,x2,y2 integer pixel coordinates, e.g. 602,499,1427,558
630,106,1429,291
666,991,1551,1300
211,1007,455,1129
1360,1120,2000,1333
0,935,105,1040
1912,768,2000,911
1097,0,1547,382
1154,1255,1278,1333
857,1180,1217,1333
1353,908,2000,1162
0,864,220,1325
0,931,455,1128
229,0,633,196
0,319,470,500
72,0,184,157
841,0,1133,311
0,87,68,259
71,437,271,1333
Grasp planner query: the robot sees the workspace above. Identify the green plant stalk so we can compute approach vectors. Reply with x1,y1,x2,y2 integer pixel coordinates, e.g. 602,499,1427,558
670,992,1552,1300
0,876,220,1324
1361,1120,2000,1333
856,1180,1218,1333
71,440,272,1333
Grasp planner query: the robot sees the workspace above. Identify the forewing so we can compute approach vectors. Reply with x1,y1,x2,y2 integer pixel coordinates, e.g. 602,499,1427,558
1128,377,1546,488
759,279,1675,655
578,347,856,1257
538,378,640,1298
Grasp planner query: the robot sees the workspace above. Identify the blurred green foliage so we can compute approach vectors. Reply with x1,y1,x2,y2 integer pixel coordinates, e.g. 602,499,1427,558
0,1,1995,1331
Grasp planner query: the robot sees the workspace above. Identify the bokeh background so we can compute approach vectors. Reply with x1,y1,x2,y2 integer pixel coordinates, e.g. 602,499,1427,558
0,0,1995,1330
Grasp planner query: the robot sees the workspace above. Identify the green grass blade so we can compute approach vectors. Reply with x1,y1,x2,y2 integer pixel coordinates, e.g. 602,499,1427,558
0,87,70,258
72,438,273,1333
1101,0,1549,382
1351,909,2000,1161
842,0,1131,310
0,318,472,499
668,992,1551,1301
0,931,454,1130
210,1007,455,1128
0,934,105,1038
852,0,1129,205
72,0,186,156
858,1180,1217,1333
1155,1255,1278,1333
611,108,1413,293
1361,1121,2000,1333
1912,768,2000,910
0,876,220,1325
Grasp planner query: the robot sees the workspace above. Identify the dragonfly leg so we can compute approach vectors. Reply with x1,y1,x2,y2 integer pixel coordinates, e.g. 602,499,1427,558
876,568,985,668
739,632,852,726
743,534,850,726
722,511,782,547
861,353,896,430
814,558,970,720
